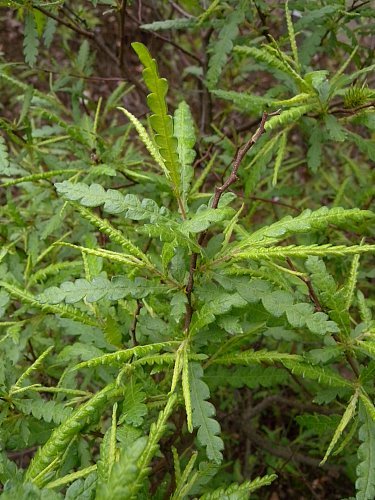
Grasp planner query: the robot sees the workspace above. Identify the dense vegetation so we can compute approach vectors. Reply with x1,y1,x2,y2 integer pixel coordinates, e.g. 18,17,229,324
0,1,374,498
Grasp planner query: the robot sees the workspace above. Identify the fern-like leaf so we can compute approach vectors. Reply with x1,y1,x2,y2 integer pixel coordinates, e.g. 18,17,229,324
189,363,224,464
0,281,98,327
200,474,277,499
320,389,359,465
356,401,375,500
174,101,196,211
23,10,40,67
131,42,184,215
205,0,247,89
232,207,374,251
281,360,352,388
127,394,178,498
96,437,147,500
234,45,310,92
55,181,166,222
0,134,11,175
26,383,123,486
73,341,179,370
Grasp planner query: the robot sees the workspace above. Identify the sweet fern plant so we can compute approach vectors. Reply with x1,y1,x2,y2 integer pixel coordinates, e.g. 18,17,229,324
0,1,374,499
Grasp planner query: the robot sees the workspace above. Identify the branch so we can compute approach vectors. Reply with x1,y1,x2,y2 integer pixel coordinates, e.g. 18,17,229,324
183,110,280,332
211,110,280,209
286,258,360,379
245,425,342,471
118,0,127,70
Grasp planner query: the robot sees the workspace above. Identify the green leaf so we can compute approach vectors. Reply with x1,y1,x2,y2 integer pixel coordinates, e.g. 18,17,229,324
73,341,179,370
96,437,147,500
282,360,352,388
38,276,153,305
26,383,123,486
23,10,40,67
55,181,166,221
140,18,195,31
320,389,359,465
286,302,314,328
232,207,375,251
189,363,224,464
174,101,196,211
261,290,294,317
131,42,184,214
213,350,301,366
325,115,347,142
180,207,233,234
211,89,270,115
205,0,247,89
307,123,324,172
234,45,310,92
356,401,375,500
200,474,277,499
0,134,11,175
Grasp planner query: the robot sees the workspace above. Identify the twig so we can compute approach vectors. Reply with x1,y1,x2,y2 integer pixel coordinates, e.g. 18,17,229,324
244,425,342,471
34,5,119,65
168,0,194,18
286,258,360,378
126,10,201,63
286,257,322,311
329,101,375,115
211,111,280,209
183,111,280,332
200,28,214,133
246,395,334,419
118,0,128,70
129,300,143,346
36,67,131,82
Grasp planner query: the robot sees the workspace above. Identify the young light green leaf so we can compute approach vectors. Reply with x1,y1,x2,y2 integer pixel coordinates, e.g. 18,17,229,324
131,42,184,215
356,401,375,500
174,100,196,211
320,389,359,465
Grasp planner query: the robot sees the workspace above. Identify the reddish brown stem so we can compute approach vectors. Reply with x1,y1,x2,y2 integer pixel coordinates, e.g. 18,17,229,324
183,110,280,332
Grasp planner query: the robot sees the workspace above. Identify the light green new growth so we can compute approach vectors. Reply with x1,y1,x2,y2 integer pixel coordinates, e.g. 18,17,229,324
320,389,359,465
174,101,196,211
26,383,124,486
9,346,53,395
131,42,185,217
356,402,375,500
73,341,180,370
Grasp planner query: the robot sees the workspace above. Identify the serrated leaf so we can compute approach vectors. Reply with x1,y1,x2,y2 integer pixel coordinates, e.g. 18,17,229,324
174,100,196,210
282,360,352,388
131,42,184,214
23,11,40,67
233,207,374,251
356,401,375,500
205,1,247,89
320,389,359,464
189,363,224,463
0,135,11,175
261,290,294,317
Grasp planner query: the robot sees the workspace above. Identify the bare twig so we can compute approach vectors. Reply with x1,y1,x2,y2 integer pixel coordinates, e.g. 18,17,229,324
244,425,342,471
329,101,375,115
118,0,128,70
211,110,280,209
